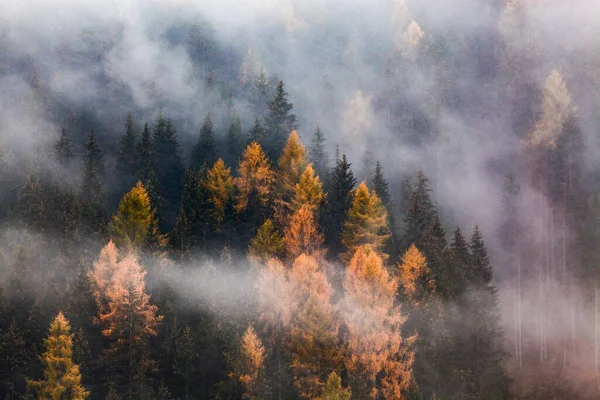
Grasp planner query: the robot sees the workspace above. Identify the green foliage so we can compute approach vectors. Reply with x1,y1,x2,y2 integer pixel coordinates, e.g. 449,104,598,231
320,372,351,400
264,80,297,158
249,219,284,262
192,114,217,170
325,154,356,257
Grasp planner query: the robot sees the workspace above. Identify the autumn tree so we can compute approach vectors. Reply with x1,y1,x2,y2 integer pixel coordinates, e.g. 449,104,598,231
284,204,324,260
340,182,390,263
291,164,325,214
343,245,415,399
203,158,235,232
233,325,268,400
320,372,351,400
249,219,285,263
90,241,163,399
109,181,164,252
235,142,275,214
288,254,343,399
27,312,88,400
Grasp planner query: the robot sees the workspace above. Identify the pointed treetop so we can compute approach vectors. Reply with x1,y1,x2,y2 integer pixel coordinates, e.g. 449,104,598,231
372,160,390,206
54,129,74,165
291,163,325,213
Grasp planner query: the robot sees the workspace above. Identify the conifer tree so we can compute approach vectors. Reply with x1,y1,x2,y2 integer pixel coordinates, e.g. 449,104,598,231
235,142,274,214
117,113,138,190
398,245,436,306
251,68,271,118
249,219,285,263
54,129,74,166
284,204,324,260
136,122,156,194
340,182,390,263
226,117,244,167
152,114,184,228
248,118,266,146
291,164,325,214
372,160,398,258
109,181,164,251
274,131,309,222
310,127,328,181
320,372,351,400
264,80,297,158
236,325,268,400
81,130,106,233
90,241,163,399
192,114,217,170
288,254,342,399
27,312,88,400
203,159,235,232
325,154,357,257
343,245,415,399
404,170,436,250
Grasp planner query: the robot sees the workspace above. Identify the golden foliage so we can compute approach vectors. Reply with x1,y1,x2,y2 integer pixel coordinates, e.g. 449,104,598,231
249,219,285,263
235,142,275,213
284,204,324,260
398,244,436,306
238,325,267,400
340,182,390,264
204,158,234,226
343,245,415,399
291,163,325,213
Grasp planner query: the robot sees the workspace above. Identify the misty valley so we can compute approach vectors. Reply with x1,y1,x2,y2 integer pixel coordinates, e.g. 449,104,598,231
1,0,600,399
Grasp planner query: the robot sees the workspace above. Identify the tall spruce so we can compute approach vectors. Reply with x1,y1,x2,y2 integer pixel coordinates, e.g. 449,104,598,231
310,127,328,181
117,113,138,191
192,114,217,170
263,80,297,158
325,154,356,257
81,131,106,233
54,129,74,166
404,170,436,251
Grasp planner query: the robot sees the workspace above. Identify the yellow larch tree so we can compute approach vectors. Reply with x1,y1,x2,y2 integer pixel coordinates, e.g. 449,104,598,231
236,324,268,400
109,181,165,251
203,158,234,229
283,204,324,260
398,244,436,306
343,245,415,399
291,163,325,213
340,181,390,263
27,312,89,400
89,241,163,399
235,142,275,213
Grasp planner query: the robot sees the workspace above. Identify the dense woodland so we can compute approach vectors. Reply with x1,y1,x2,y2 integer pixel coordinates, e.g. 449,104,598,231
2,0,600,399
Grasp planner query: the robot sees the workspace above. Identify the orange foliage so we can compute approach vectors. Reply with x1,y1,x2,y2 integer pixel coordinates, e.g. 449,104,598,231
284,204,324,259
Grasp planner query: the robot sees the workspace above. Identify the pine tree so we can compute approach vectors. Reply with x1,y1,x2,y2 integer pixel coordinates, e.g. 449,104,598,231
372,160,398,259
136,122,156,196
109,181,164,251
54,129,74,166
249,219,285,263
343,245,415,399
117,113,138,191
226,117,244,167
340,182,390,263
248,118,266,146
325,154,357,257
192,114,217,170
310,127,328,181
320,372,351,400
27,312,88,400
90,241,163,399
264,80,297,158
170,167,206,258
284,204,324,260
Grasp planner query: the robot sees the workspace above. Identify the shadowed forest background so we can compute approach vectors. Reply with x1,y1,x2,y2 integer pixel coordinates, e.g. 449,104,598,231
1,0,600,398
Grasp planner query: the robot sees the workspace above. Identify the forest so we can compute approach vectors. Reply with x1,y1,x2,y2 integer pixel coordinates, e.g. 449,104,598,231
1,0,600,399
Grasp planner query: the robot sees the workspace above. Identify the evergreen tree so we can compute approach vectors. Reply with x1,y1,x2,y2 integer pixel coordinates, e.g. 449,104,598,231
325,154,357,258
152,114,184,229
404,170,436,251
226,117,244,167
372,160,398,259
27,312,88,400
340,182,390,263
191,114,217,170
248,118,266,146
117,113,138,191
81,131,106,234
310,127,328,181
251,68,271,118
54,129,74,166
263,80,297,158
136,122,156,196
109,181,164,252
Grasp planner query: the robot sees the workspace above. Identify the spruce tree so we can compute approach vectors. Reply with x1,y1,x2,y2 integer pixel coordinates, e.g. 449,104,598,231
263,80,297,158
404,170,436,251
117,112,138,191
249,219,285,263
310,126,328,181
248,118,265,146
226,117,244,167
27,312,88,400
191,114,217,171
136,122,155,194
372,160,398,259
251,67,271,118
54,129,74,166
325,154,356,258
81,130,106,234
